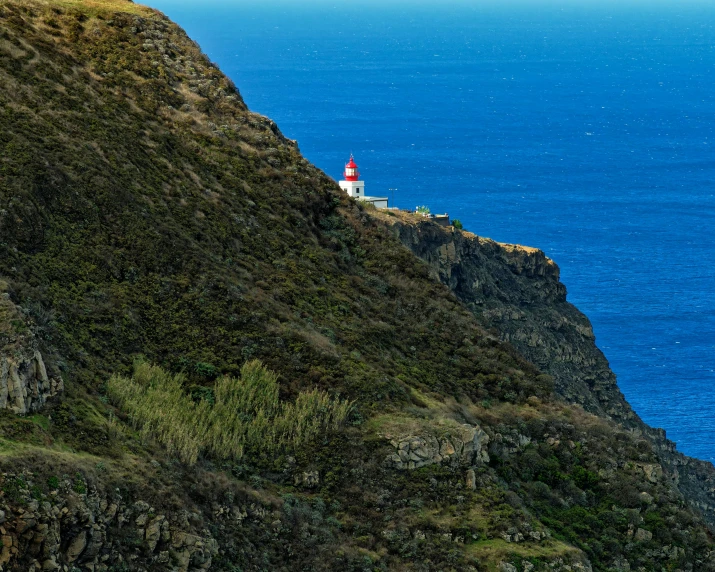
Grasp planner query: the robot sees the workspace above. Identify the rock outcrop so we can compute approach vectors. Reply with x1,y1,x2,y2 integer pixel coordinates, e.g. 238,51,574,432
0,471,221,572
0,290,63,415
0,351,63,415
383,213,715,528
387,423,489,470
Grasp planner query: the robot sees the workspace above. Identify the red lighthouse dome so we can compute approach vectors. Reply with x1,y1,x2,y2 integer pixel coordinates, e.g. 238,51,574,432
344,155,360,181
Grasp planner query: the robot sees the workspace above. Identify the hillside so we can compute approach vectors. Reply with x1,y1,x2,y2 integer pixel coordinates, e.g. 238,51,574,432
379,213,715,530
0,1,714,570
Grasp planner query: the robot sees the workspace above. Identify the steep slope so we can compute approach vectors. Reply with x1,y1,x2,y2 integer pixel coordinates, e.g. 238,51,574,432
0,1,713,571
381,212,715,528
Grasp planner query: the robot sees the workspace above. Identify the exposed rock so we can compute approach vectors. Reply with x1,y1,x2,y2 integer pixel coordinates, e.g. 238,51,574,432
0,292,63,414
500,530,524,543
635,463,663,484
384,214,715,528
491,432,532,457
0,471,220,571
465,468,476,490
387,424,489,470
145,516,165,552
610,556,631,571
170,531,218,571
66,530,86,562
634,527,653,542
0,352,59,414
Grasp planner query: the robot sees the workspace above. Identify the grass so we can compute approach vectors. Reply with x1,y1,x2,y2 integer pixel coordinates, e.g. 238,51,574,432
108,360,353,464
466,538,582,571
0,435,103,459
0,0,153,16
0,437,25,455
28,414,50,431
366,412,473,445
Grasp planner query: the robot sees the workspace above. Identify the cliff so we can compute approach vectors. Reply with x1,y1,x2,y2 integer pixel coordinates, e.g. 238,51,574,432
380,213,638,423
1,1,715,570
0,283,63,415
380,211,715,529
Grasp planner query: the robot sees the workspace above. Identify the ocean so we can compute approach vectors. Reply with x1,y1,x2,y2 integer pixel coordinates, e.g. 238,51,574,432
149,0,715,461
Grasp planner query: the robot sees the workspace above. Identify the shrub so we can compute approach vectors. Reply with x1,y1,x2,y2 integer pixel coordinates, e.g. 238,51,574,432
194,362,219,379
452,219,463,230
108,359,352,464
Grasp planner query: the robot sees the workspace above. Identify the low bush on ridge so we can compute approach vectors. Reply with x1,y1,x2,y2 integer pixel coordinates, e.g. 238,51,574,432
108,360,352,464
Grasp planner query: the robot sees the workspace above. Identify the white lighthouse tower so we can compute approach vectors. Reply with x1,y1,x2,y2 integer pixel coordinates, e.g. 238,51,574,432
339,155,388,208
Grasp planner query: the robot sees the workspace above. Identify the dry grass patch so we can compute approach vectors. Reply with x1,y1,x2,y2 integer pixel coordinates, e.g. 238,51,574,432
366,412,471,443
466,538,583,571
7,0,154,17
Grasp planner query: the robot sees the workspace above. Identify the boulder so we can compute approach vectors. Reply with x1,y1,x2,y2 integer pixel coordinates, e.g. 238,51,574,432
636,463,663,484
0,293,63,415
65,530,87,562
145,516,165,552
634,528,653,542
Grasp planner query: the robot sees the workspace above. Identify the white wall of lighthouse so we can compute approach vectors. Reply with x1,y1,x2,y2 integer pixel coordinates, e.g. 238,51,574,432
339,180,365,198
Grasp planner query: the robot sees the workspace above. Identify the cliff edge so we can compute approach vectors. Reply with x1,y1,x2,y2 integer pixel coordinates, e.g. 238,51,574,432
379,210,715,528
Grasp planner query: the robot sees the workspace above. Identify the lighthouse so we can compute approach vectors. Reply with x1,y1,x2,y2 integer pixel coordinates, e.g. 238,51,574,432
339,155,365,199
338,155,389,208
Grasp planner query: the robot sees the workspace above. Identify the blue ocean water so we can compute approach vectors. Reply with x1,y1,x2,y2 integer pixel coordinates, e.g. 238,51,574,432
150,0,715,461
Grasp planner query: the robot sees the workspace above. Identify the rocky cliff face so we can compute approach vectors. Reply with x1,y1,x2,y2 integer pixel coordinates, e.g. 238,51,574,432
382,213,715,527
0,350,63,415
0,289,62,415
0,468,246,572
384,217,632,423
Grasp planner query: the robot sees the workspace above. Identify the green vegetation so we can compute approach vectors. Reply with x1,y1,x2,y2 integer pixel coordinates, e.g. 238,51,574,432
0,0,544,415
452,218,464,230
416,205,431,215
29,414,50,431
108,360,352,464
0,0,712,570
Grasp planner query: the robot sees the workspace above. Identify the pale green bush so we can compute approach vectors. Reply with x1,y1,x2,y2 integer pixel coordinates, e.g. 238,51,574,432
108,359,352,465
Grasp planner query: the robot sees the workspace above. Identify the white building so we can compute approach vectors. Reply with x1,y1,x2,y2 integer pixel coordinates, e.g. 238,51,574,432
339,155,388,209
